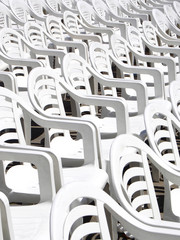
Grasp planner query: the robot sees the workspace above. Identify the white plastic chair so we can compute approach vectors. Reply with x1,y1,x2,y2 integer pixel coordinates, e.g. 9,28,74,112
28,64,129,171
26,0,48,25
89,40,165,138
142,0,165,7
105,0,140,28
63,10,114,47
0,86,108,203
144,100,180,221
24,20,87,61
142,20,180,75
109,34,165,101
117,0,149,28
109,133,180,236
0,2,29,71
129,0,154,20
152,8,180,40
92,0,135,39
0,26,67,100
127,25,178,99
63,10,112,46
50,182,180,240
8,0,30,26
139,0,164,10
77,0,126,40
61,0,79,14
164,4,180,33
44,0,63,18
0,1,26,29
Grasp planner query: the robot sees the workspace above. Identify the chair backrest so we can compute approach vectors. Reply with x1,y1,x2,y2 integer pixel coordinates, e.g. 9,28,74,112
152,8,177,39
46,15,65,42
169,80,180,122
50,182,115,240
105,0,125,17
142,20,165,47
50,181,180,240
110,33,135,74
89,41,117,97
127,24,177,87
9,0,29,25
164,4,180,30
26,0,47,23
119,0,133,12
127,25,146,57
109,133,161,221
0,2,25,29
92,0,112,21
63,10,82,35
90,39,151,112
24,21,54,67
45,0,62,14
77,0,103,28
61,0,78,13
27,66,71,143
173,1,180,19
144,100,180,167
131,0,144,9
62,52,97,117
0,86,26,146
24,21,47,48
0,27,34,90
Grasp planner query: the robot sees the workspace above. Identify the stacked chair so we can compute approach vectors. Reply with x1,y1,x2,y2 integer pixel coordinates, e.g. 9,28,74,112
1,0,180,239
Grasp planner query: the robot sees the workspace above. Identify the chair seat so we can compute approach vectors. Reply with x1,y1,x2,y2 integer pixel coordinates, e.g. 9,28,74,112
50,137,84,167
11,202,51,240
82,115,117,139
5,163,108,195
63,165,108,188
129,114,145,138
5,164,39,194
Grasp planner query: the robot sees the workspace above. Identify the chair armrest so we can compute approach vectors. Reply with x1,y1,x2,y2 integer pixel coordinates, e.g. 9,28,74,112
0,72,17,92
49,37,88,60
0,52,43,68
129,45,177,82
130,2,152,15
1,143,63,192
120,5,148,21
62,24,102,42
30,46,65,59
110,53,164,99
77,18,114,37
109,11,138,28
143,37,180,55
154,31,180,46
94,16,127,39
0,85,102,169
0,191,14,240
26,112,101,167
58,78,130,135
90,69,148,113
0,148,56,201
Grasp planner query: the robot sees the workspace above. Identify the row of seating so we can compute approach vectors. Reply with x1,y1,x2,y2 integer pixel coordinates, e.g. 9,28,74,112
0,0,180,239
